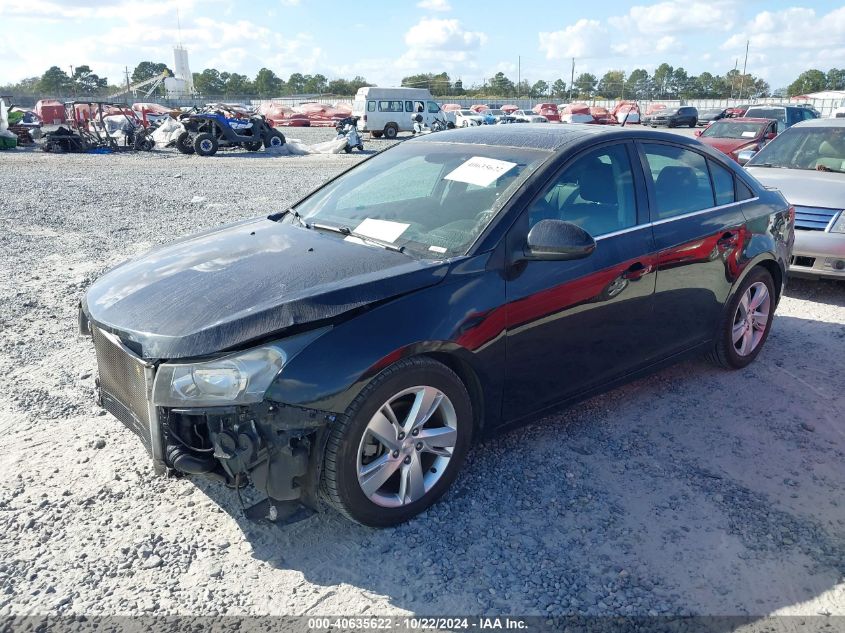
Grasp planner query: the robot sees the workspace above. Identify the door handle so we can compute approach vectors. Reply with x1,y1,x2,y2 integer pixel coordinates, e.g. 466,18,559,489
717,231,739,249
622,261,650,281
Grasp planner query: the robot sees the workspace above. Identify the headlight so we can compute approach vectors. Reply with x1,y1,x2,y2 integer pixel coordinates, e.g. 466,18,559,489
831,211,845,234
152,328,328,407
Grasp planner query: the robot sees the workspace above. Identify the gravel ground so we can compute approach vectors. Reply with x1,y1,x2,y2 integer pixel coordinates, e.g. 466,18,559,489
0,126,843,622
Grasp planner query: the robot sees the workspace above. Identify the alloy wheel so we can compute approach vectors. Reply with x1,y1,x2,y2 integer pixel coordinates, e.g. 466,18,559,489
356,386,458,508
732,281,771,356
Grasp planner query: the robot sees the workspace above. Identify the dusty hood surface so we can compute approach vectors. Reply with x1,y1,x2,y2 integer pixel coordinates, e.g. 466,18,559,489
84,218,448,359
747,167,845,210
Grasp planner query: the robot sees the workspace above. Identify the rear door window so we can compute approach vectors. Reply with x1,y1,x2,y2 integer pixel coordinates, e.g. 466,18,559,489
708,160,735,206
641,143,715,220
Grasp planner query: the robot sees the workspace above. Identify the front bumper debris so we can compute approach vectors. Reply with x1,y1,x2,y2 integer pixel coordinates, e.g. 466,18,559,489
85,321,336,510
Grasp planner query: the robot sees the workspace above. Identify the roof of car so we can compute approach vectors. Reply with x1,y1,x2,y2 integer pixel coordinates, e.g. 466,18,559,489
792,117,845,128
412,122,706,152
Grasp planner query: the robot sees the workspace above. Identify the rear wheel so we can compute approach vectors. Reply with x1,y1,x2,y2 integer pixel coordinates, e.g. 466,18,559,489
193,132,218,156
689,120,696,128
175,131,195,154
708,267,775,369
383,123,398,139
244,140,263,151
321,357,472,527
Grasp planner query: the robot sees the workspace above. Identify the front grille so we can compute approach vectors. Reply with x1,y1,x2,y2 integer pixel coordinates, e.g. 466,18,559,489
794,206,837,231
791,255,816,267
92,327,154,455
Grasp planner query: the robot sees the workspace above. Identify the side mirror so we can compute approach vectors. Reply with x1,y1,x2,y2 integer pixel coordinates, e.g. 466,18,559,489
694,129,702,136
525,219,596,261
736,149,756,165
765,132,777,140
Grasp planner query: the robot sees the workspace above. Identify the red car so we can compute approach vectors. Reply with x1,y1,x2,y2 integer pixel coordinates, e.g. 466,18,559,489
532,103,560,122
695,117,778,163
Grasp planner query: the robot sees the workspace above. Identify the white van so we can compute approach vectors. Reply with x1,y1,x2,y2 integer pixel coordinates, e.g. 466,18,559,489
352,87,449,138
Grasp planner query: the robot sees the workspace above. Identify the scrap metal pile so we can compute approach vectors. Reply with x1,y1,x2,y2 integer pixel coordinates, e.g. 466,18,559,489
41,101,155,153
257,100,353,127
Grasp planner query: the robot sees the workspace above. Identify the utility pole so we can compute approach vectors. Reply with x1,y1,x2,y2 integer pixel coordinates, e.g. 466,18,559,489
738,39,749,100
569,57,575,102
730,58,738,100
517,55,521,99
125,66,131,97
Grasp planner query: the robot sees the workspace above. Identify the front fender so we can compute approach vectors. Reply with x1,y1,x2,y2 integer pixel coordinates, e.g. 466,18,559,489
263,254,507,427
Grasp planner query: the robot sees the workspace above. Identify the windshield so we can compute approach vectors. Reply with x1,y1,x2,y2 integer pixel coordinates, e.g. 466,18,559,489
488,110,503,116
701,121,765,139
748,125,845,172
290,141,550,257
459,110,473,116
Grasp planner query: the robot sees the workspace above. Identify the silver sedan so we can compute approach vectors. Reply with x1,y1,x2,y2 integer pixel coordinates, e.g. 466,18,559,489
745,118,845,280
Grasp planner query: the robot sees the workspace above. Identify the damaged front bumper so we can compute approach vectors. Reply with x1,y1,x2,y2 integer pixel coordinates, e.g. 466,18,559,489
84,316,336,511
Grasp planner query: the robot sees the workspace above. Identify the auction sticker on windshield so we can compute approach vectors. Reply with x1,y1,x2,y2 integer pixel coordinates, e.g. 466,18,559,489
352,218,410,243
445,157,517,187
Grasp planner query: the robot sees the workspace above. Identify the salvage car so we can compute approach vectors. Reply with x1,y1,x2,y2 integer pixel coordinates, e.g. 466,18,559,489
695,118,777,163
454,109,484,127
643,106,698,128
697,108,728,126
81,125,793,526
512,110,548,123
743,105,818,133
745,118,845,280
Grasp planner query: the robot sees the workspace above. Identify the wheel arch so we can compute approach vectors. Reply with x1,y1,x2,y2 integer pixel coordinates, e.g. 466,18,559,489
725,253,784,314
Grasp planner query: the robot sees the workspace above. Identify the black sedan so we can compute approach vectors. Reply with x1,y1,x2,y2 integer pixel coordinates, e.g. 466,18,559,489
697,107,728,126
81,125,794,526
643,106,699,128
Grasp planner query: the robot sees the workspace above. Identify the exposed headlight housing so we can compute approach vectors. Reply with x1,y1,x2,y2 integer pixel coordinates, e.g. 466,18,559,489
152,328,327,407
830,211,845,234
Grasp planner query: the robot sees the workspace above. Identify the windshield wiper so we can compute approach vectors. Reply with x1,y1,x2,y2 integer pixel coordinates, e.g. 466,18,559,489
309,222,408,254
749,163,782,168
268,208,306,226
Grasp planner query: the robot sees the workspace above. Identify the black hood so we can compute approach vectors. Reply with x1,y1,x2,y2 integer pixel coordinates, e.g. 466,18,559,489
83,218,448,359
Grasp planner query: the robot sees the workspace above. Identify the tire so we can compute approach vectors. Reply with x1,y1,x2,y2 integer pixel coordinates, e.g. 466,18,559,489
175,131,195,155
707,267,776,369
447,122,456,129
343,144,352,153
193,132,217,157
321,357,473,527
357,144,364,151
244,141,263,151
264,130,285,149
383,124,398,139
689,120,696,128
370,131,383,139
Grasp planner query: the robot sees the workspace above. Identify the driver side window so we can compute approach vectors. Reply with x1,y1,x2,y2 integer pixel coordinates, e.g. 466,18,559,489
527,144,638,237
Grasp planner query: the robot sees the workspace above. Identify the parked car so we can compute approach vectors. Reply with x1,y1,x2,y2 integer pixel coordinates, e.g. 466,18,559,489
81,125,792,526
485,109,518,124
560,103,594,124
643,106,698,128
695,117,778,163
726,104,752,118
454,109,484,127
697,108,728,126
512,110,548,123
532,103,561,122
745,118,845,280
743,105,818,133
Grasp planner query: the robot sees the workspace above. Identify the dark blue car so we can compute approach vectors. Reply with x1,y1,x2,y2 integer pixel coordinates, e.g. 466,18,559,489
81,125,794,526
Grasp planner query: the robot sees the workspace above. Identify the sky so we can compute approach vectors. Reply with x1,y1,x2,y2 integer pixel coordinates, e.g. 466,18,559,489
1,0,844,91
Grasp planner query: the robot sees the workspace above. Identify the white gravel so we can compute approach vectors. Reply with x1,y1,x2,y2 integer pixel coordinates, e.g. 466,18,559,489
0,127,843,621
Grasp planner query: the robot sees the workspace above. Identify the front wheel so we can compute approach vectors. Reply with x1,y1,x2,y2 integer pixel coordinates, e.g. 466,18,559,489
264,130,286,149
244,140,263,151
689,120,696,128
321,357,473,527
383,124,398,139
708,267,775,369
193,132,218,156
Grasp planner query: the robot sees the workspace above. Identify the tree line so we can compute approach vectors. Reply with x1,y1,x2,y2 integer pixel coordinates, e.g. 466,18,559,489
0,62,373,99
2,61,844,101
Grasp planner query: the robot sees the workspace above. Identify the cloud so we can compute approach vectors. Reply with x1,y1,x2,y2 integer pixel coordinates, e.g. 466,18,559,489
609,0,739,34
404,18,486,51
722,6,845,51
539,19,606,59
417,0,451,11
